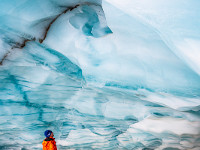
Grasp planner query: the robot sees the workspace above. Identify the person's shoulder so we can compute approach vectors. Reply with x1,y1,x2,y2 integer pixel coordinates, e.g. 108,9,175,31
42,140,48,146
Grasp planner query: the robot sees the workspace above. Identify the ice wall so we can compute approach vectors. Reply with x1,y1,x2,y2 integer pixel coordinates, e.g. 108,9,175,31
42,0,200,96
0,0,200,149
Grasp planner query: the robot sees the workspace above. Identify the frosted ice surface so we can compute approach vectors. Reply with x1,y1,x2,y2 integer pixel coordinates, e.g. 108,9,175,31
130,117,200,135
0,0,200,149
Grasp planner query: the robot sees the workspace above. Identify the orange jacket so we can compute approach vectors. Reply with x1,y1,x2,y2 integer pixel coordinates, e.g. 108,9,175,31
42,137,57,150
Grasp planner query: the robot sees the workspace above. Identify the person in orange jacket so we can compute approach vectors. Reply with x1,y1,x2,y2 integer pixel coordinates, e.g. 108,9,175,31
42,130,57,150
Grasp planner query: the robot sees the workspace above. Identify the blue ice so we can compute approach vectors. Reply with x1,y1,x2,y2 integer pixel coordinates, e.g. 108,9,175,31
0,0,200,149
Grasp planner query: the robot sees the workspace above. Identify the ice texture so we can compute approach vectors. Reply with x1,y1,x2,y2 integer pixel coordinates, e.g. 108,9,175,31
0,0,200,149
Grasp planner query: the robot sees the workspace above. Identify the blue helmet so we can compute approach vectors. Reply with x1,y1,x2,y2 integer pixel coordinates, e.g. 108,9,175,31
44,130,52,138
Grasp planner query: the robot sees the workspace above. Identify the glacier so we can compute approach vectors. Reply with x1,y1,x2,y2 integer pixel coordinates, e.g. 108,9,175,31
0,0,200,149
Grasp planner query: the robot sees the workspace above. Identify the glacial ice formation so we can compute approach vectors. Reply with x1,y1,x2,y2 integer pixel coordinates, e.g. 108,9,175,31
0,0,200,149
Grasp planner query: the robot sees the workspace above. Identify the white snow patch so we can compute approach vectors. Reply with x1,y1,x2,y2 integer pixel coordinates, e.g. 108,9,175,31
129,117,200,135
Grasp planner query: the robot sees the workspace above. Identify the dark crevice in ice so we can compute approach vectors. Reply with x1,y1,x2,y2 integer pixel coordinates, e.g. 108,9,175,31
0,4,81,66
0,38,35,65
0,52,9,65
18,38,35,49
0,2,109,67
39,4,80,44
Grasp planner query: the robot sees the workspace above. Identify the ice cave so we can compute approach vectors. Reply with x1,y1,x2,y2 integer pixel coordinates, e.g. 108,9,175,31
0,0,200,149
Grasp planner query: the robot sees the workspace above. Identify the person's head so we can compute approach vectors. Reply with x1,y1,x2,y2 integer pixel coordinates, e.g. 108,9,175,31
50,132,54,137
44,130,54,138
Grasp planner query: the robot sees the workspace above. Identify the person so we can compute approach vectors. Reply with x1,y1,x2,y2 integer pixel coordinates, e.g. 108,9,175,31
42,130,57,150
